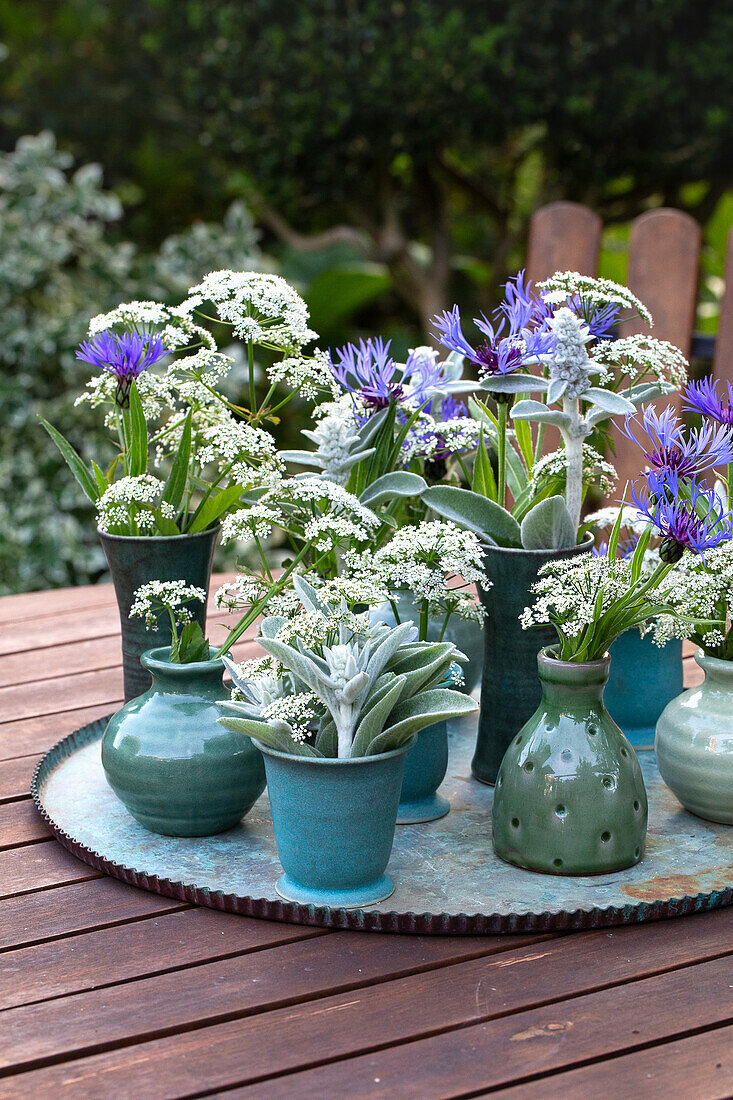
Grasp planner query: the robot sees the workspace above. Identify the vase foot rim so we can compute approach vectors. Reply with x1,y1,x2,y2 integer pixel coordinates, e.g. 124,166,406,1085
493,847,645,876
396,794,451,824
275,873,395,909
470,770,497,787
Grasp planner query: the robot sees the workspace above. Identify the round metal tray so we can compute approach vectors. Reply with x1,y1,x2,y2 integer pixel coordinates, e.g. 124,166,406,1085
32,715,733,934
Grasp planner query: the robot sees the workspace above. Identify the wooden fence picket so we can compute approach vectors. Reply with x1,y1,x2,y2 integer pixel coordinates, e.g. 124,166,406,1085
713,225,733,387
526,201,602,285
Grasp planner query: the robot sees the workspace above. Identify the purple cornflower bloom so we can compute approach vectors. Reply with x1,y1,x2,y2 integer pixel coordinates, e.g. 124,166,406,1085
620,404,733,481
683,376,733,426
592,536,638,559
76,330,169,407
329,337,404,411
402,346,449,411
440,395,468,421
630,469,733,563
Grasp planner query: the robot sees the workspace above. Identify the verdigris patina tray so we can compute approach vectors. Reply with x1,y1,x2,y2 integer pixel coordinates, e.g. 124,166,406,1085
32,715,733,934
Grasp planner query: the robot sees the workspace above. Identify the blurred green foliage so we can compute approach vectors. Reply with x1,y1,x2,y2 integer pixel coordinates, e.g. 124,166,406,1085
0,1,731,593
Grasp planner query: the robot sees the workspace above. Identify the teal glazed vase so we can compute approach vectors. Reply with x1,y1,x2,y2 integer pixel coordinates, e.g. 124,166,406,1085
397,720,449,824
259,736,415,909
102,647,265,836
99,526,218,702
655,651,733,823
606,631,683,748
492,648,648,875
474,535,592,785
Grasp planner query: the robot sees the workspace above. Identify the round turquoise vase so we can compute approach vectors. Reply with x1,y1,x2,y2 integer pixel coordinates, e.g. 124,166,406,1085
102,647,265,836
397,720,449,824
259,736,415,909
655,651,733,823
99,527,218,702
606,631,683,748
492,648,648,875
474,536,592,785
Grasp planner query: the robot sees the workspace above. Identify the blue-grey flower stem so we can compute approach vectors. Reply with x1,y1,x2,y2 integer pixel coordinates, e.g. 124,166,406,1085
561,395,588,534
497,402,508,510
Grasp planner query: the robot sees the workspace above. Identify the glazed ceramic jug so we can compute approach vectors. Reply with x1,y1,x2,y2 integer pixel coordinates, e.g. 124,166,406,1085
655,650,733,823
102,646,265,836
492,647,648,874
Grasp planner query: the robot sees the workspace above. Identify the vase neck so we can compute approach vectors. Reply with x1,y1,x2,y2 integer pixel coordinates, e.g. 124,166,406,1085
142,647,225,698
537,648,609,708
696,651,733,687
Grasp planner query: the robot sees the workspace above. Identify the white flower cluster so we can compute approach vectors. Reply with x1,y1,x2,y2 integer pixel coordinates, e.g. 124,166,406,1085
261,692,322,743
546,307,593,398
530,445,616,497
179,271,316,350
97,474,172,533
197,417,281,484
221,477,380,550
347,520,490,623
76,369,176,426
590,335,688,389
538,272,654,327
266,349,338,400
403,414,482,462
88,300,217,351
129,579,206,628
520,554,635,638
584,504,654,538
650,546,733,652
276,604,371,647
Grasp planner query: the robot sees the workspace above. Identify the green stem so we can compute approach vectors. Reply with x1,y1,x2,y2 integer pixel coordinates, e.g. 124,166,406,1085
419,598,429,642
497,402,508,509
248,340,256,414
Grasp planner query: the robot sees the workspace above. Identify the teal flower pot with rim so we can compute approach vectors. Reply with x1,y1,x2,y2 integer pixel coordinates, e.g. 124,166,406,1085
606,630,683,748
474,535,593,785
102,646,265,836
99,526,218,702
397,720,449,824
492,647,648,875
655,650,733,823
259,735,416,909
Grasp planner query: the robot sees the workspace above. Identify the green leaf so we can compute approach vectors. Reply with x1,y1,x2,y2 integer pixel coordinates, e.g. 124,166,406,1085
152,510,181,536
162,409,192,510
511,400,572,430
186,483,244,533
366,689,477,755
218,715,319,756
127,381,148,476
314,716,338,756
91,460,109,496
520,496,576,550
584,388,635,415
513,416,534,472
472,428,498,501
351,676,406,757
39,418,101,503
359,471,427,507
422,485,522,547
177,621,210,663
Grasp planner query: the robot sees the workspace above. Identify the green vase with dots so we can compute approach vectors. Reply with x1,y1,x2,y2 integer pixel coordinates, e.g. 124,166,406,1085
492,647,648,875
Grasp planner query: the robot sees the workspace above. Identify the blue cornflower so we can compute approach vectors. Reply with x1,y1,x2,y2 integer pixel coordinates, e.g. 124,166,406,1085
402,346,449,411
620,404,733,481
683,376,733,427
432,302,552,398
440,395,468,421
502,270,619,340
329,337,404,411
592,536,638,560
631,469,733,562
76,330,169,407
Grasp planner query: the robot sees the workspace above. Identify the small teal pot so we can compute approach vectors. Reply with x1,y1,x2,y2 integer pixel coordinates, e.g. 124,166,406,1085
102,647,265,836
606,631,683,748
259,736,415,909
370,592,483,695
655,651,733,823
397,720,449,824
99,526,219,702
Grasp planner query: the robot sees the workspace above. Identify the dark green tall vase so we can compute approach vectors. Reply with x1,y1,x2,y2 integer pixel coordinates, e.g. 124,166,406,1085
492,647,648,875
99,527,219,702
102,646,265,836
473,535,592,784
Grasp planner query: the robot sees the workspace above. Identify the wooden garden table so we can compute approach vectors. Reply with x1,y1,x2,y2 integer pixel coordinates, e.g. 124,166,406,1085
0,580,731,1099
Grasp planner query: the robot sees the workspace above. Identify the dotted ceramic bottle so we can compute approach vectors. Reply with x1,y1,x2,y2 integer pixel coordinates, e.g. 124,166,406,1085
492,647,648,875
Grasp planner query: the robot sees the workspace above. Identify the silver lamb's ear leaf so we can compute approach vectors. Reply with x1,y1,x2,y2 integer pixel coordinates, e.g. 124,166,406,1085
546,378,568,404
365,689,478,755
357,406,390,448
584,388,636,415
258,637,334,698
359,471,427,506
293,575,328,614
218,715,320,757
350,676,406,758
260,615,287,639
443,350,465,380
279,449,323,467
422,486,522,548
480,373,549,394
511,400,572,430
520,496,576,550
222,652,246,691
